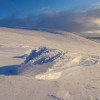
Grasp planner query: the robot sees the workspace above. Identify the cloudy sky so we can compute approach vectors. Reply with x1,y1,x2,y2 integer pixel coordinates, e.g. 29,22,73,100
0,0,100,33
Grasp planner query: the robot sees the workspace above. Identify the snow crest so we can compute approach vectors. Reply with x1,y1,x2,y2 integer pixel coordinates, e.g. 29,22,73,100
18,47,100,80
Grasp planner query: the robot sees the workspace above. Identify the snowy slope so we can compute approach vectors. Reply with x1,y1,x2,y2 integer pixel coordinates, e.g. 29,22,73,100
0,28,100,100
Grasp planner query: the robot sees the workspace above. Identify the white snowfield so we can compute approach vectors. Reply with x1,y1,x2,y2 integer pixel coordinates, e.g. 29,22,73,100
0,27,100,100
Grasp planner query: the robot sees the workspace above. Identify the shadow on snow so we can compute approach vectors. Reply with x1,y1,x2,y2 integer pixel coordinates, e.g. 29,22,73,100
0,65,20,75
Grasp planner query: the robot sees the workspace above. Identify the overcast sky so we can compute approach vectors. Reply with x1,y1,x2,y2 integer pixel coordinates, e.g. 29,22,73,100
0,0,100,33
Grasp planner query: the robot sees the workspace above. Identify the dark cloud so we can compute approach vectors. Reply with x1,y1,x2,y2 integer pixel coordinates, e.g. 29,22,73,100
0,14,37,28
36,8,100,32
0,8,100,33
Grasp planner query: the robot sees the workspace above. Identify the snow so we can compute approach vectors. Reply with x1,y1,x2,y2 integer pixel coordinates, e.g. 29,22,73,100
35,72,62,80
0,27,100,100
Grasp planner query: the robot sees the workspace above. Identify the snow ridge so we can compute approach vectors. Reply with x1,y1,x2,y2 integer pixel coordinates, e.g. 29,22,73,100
2,47,99,79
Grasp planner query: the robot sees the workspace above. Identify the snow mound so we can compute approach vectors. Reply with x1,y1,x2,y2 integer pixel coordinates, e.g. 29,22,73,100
17,47,100,80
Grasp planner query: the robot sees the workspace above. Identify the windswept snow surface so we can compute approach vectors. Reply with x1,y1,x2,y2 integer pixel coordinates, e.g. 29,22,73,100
0,27,100,100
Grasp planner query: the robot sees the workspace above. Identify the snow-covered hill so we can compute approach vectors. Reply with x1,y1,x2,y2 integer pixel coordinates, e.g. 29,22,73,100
0,28,100,100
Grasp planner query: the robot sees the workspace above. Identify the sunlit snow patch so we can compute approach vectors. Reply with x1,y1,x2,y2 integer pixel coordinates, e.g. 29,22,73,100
35,72,62,80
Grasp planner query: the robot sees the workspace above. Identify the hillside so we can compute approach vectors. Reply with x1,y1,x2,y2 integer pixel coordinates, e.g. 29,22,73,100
0,28,100,100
